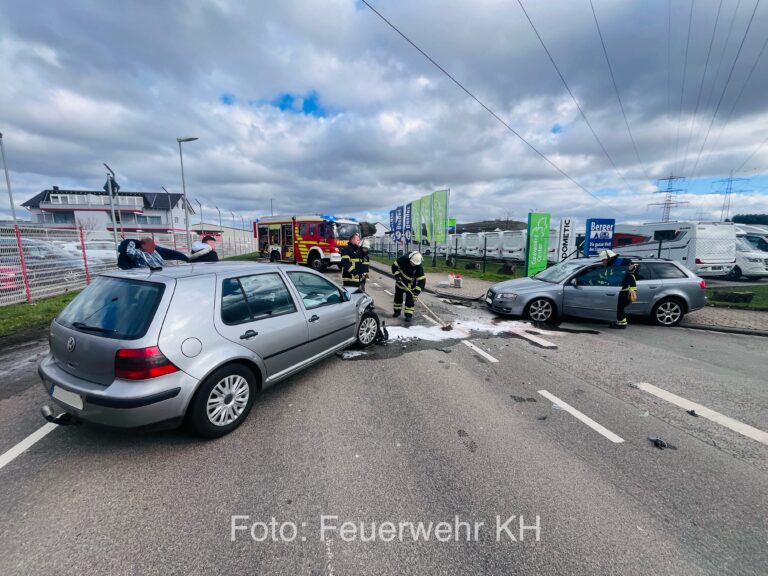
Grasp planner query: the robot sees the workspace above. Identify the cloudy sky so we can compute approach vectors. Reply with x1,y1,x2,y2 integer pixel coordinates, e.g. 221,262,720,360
1,0,767,226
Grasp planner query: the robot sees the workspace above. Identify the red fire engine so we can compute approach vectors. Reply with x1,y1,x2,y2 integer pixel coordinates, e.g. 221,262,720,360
254,215,361,271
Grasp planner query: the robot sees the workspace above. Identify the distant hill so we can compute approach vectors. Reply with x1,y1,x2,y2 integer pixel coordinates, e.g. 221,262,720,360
456,219,527,233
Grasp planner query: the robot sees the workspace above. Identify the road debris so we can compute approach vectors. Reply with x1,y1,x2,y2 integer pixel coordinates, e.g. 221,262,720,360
648,437,678,450
686,409,699,417
337,350,367,360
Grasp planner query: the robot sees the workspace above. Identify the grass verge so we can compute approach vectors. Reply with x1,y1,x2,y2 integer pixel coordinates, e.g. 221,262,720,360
0,290,81,342
706,284,768,311
223,252,263,261
370,254,524,283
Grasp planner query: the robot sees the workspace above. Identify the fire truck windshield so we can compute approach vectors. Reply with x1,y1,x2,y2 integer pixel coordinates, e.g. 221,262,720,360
332,222,360,240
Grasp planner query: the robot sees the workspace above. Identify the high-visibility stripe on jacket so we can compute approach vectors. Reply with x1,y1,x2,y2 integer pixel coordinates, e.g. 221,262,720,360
340,244,364,285
392,254,426,295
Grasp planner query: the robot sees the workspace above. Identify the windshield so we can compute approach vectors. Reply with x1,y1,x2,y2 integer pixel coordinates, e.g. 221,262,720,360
743,235,768,252
57,276,165,339
737,237,756,252
332,222,360,239
533,259,586,283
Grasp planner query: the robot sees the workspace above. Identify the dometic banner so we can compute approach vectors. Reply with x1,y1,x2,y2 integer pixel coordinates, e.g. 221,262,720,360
389,210,396,237
526,212,551,276
404,203,412,244
557,217,577,262
395,206,404,243
584,218,615,256
431,189,449,244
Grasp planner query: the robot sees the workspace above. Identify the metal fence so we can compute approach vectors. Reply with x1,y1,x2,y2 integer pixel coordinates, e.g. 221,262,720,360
0,225,257,306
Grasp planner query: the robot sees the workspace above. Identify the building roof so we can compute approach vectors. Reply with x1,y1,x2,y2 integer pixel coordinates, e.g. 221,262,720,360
22,188,191,212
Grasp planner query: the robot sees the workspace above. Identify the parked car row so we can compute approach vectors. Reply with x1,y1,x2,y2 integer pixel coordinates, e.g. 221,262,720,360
0,238,88,299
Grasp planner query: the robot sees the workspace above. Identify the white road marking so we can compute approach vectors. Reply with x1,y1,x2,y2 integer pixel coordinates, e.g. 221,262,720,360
384,290,393,296
462,340,499,363
423,315,440,325
373,282,381,287
517,331,558,349
537,390,625,444
635,382,768,446
0,423,58,471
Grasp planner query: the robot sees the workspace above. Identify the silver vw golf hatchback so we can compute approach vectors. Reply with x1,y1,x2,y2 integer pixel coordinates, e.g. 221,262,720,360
38,263,380,437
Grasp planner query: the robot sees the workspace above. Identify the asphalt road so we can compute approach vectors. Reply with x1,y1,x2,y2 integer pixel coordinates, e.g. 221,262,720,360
0,268,766,575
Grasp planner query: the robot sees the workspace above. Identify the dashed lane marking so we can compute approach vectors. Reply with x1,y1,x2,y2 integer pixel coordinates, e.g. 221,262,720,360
635,382,768,446
462,340,499,363
384,290,393,296
537,390,625,444
0,423,58,471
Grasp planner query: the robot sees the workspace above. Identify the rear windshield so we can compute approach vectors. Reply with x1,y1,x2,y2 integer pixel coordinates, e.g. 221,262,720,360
56,276,166,340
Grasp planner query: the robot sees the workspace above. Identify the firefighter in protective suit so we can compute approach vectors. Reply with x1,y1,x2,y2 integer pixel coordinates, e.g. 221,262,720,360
392,251,426,322
599,249,638,328
340,233,364,289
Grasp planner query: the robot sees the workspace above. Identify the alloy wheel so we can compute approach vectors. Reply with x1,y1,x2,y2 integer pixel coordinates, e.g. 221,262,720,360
358,316,378,345
528,299,553,322
655,301,682,326
206,374,250,426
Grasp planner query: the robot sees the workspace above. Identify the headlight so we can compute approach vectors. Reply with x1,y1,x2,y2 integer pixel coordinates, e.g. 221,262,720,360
746,257,762,263
496,292,518,301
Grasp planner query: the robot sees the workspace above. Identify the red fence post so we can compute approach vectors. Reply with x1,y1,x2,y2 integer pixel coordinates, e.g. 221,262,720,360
79,225,91,284
14,224,32,303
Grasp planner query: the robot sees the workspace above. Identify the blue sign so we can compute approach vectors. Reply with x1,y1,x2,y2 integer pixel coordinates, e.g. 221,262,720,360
404,203,412,243
389,210,396,235
395,206,404,242
584,218,615,256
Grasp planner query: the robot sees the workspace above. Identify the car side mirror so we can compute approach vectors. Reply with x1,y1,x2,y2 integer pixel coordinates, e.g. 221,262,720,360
569,278,578,287
341,290,351,302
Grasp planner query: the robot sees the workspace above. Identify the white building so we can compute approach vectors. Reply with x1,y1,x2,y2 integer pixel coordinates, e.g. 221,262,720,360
21,186,194,235
374,221,390,237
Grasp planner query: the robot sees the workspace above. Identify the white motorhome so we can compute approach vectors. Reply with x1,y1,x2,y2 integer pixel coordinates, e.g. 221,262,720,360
481,231,502,259
731,224,768,280
500,230,526,261
613,221,736,277
463,233,483,258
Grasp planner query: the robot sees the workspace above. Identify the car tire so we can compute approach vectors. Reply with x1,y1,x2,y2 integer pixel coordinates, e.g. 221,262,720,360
726,266,742,281
63,270,80,283
355,311,380,348
524,298,556,323
651,298,685,327
189,363,257,438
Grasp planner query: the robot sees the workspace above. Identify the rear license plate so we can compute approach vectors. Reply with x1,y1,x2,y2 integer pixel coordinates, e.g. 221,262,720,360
486,297,493,304
711,266,722,271
52,386,83,410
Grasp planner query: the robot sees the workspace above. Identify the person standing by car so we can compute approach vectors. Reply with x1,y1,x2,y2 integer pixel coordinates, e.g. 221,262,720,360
189,235,219,262
392,251,426,322
340,233,364,289
599,250,638,328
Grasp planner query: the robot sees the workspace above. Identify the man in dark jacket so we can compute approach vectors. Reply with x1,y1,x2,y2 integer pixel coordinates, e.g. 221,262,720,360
340,233,364,289
117,237,188,270
189,235,219,262
392,251,426,322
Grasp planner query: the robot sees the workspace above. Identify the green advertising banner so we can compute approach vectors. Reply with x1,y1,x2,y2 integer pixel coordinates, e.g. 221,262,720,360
526,212,551,277
424,193,433,245
411,197,421,245
431,189,449,244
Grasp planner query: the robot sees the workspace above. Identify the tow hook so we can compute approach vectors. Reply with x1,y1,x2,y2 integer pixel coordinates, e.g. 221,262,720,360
41,405,80,426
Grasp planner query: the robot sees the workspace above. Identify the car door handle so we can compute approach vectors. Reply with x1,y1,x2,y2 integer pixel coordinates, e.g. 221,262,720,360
240,330,258,340
648,285,659,289
308,314,320,323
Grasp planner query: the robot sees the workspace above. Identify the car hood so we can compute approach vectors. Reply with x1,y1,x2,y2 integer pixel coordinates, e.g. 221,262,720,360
491,277,553,293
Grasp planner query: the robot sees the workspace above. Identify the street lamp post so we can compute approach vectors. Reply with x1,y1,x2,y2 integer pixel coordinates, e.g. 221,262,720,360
161,186,173,232
104,164,119,250
230,211,237,254
195,199,203,235
176,136,198,251
0,132,17,224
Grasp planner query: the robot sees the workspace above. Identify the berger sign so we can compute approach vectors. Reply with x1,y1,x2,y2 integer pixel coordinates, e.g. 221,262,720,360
584,218,615,257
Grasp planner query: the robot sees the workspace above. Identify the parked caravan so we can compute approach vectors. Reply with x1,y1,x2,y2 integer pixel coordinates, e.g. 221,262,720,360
482,231,502,259
464,233,483,258
500,230,526,262
613,221,736,277
731,224,768,280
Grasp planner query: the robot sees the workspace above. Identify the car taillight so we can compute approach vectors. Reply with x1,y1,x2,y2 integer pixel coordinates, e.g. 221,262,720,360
699,280,707,289
115,346,179,380
695,257,702,264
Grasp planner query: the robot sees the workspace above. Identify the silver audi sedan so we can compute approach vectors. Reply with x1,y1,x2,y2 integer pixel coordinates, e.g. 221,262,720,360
486,258,707,326
38,263,380,437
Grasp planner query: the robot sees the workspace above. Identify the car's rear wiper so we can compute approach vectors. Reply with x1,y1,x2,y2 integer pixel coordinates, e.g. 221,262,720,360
72,322,118,333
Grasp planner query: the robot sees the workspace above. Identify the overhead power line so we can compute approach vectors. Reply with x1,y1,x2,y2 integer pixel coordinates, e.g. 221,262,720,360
516,0,634,192
736,133,768,172
359,0,626,215
589,0,651,182
680,0,724,176
673,0,695,176
689,0,761,180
